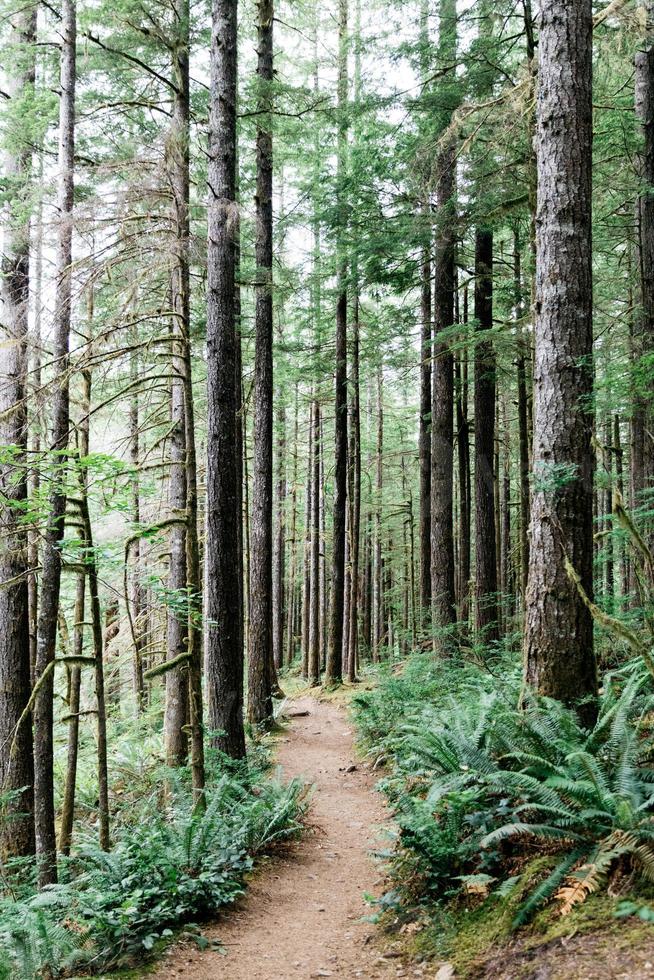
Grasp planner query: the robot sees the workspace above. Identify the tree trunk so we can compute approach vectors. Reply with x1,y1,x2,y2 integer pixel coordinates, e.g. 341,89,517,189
474,228,499,643
272,395,286,671
635,0,654,503
456,341,471,624
285,383,299,665
514,230,531,605
430,0,457,633
373,367,384,660
325,0,348,686
78,463,111,851
33,0,76,886
165,347,189,765
308,400,321,685
205,0,246,759
347,295,362,681
248,0,275,723
301,404,313,677
419,235,432,616
104,599,120,709
164,4,194,767
129,346,146,711
0,0,37,860
58,564,84,858
28,165,44,689
523,0,597,726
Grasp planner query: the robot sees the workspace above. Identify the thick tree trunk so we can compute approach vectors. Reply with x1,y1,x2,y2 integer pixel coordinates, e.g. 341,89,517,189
248,0,275,723
325,0,348,686
430,146,457,631
635,1,654,501
474,228,499,643
205,0,246,759
429,0,458,635
523,0,597,726
0,1,37,860
33,0,76,886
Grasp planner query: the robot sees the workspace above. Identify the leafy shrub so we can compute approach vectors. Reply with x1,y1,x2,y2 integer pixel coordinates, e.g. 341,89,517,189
353,654,654,927
0,770,306,978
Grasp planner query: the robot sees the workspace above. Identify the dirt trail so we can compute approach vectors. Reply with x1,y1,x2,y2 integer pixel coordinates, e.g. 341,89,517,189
149,695,419,980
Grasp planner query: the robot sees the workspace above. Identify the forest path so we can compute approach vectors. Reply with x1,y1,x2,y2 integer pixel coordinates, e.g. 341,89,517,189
148,695,420,980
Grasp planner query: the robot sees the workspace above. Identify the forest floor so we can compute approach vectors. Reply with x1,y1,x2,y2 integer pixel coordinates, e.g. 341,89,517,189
144,695,422,980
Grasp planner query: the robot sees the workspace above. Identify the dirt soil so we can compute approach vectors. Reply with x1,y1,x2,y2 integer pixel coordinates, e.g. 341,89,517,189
146,695,427,980
473,923,654,980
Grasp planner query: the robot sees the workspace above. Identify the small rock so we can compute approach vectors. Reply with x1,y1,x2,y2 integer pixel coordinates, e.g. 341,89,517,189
311,972,333,978
435,965,455,980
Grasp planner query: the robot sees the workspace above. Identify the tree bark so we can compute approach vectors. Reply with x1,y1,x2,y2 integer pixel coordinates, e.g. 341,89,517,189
248,0,275,723
474,227,499,643
33,0,76,886
635,0,654,503
129,345,146,711
419,237,432,616
301,404,313,678
456,330,471,623
430,0,458,633
325,0,349,687
308,400,321,685
0,0,37,860
164,2,194,767
205,0,246,759
285,383,299,665
514,230,531,605
347,295,361,681
523,0,597,726
272,389,286,671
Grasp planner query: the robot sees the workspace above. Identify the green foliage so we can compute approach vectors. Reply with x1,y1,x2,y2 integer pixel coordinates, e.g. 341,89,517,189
353,653,654,928
0,770,306,978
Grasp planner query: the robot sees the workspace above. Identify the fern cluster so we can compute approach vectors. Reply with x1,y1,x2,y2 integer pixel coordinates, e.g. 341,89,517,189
353,654,654,926
0,768,306,978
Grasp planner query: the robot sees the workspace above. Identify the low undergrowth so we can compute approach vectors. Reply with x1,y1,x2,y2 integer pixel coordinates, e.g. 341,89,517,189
352,649,654,971
0,747,307,979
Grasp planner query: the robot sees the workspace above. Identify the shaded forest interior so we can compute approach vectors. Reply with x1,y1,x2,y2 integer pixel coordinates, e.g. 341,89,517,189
1,0,654,976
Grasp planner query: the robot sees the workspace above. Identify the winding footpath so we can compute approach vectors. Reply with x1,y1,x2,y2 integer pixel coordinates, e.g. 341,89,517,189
148,696,426,979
